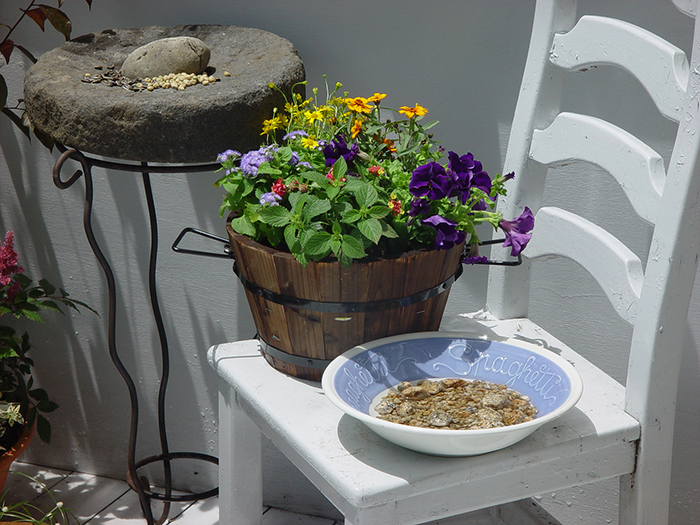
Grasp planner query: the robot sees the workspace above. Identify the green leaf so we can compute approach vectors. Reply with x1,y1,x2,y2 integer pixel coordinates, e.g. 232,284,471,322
283,224,299,252
354,182,379,208
39,278,56,295
358,218,382,243
327,184,341,200
275,146,293,164
341,209,362,224
300,170,331,188
381,221,399,238
0,74,7,109
230,214,256,237
369,205,390,219
304,231,333,256
257,206,291,227
37,400,59,413
256,162,282,176
15,44,37,64
37,413,51,444
41,5,72,41
340,235,366,260
29,388,49,402
19,309,43,323
302,198,331,221
332,156,348,180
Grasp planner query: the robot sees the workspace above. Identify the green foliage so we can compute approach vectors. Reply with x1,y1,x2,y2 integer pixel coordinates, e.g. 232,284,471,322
1,231,97,450
1,471,77,524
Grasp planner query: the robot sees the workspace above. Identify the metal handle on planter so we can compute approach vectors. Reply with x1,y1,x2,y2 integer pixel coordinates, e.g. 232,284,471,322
171,227,522,267
171,227,233,259
471,238,523,266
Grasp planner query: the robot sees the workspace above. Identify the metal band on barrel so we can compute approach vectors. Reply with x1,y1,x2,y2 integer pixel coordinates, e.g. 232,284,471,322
233,262,463,314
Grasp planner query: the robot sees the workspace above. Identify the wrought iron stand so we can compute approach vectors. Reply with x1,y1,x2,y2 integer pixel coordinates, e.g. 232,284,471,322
52,144,219,525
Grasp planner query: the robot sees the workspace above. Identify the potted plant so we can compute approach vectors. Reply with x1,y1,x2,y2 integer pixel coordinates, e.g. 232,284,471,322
0,230,95,490
215,78,534,380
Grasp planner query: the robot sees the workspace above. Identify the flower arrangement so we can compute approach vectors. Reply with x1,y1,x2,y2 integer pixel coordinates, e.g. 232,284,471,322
0,231,95,451
216,78,533,266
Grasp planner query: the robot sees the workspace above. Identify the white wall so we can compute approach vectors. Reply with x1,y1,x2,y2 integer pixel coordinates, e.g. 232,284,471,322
1,0,699,522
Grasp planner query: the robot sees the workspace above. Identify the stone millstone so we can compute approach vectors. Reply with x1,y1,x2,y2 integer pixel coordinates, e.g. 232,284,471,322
23,25,305,163
121,36,211,78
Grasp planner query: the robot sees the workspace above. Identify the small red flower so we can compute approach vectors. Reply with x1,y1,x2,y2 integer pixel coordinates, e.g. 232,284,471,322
271,178,287,197
368,165,385,176
388,198,404,216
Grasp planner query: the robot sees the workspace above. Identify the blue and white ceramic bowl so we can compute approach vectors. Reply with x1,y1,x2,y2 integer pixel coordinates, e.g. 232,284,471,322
321,332,583,456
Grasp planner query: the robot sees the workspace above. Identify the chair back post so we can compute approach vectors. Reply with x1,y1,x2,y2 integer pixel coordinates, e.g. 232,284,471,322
486,0,577,319
621,8,700,522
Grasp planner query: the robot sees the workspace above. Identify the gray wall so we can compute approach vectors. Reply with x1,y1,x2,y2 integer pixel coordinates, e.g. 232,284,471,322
1,0,698,522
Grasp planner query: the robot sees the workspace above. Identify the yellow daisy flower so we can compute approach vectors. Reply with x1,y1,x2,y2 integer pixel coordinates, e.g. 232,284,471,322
351,119,364,138
301,136,320,149
346,97,372,114
368,93,387,104
398,104,428,119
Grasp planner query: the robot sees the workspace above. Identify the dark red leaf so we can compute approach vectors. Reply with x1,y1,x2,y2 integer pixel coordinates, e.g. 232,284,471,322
25,7,48,31
0,39,14,64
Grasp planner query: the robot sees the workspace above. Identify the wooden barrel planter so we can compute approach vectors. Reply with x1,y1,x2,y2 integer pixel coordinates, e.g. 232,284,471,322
226,225,465,381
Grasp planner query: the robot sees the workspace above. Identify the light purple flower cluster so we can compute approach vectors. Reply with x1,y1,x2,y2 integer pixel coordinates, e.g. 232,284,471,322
259,192,282,206
283,130,308,141
240,145,277,177
217,149,240,163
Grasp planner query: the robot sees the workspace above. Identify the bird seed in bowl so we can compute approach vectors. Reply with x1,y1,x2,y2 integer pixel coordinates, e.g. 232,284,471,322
372,378,538,430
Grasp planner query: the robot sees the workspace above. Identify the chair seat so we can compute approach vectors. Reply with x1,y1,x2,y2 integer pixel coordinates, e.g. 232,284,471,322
208,315,639,524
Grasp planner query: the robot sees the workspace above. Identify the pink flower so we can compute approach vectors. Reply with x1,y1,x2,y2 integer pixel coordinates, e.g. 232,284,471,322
0,231,24,286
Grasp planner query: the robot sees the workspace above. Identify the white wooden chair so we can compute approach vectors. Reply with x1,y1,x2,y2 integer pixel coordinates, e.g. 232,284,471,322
208,1,700,523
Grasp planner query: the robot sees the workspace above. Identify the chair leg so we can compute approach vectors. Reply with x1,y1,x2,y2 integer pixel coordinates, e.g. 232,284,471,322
619,468,669,525
218,378,263,525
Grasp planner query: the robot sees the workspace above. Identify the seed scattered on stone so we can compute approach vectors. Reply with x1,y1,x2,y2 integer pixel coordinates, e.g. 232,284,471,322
224,71,231,76
81,67,220,92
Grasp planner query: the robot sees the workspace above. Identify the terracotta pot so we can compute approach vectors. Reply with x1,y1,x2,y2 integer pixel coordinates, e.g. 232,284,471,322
0,423,35,493
227,225,465,381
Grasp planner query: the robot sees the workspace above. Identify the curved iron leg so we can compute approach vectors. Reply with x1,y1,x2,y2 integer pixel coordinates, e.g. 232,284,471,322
142,169,172,524
71,157,156,523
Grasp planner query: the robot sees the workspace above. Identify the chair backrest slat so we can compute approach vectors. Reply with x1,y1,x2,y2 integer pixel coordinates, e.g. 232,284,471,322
524,206,644,324
530,112,665,224
550,15,688,121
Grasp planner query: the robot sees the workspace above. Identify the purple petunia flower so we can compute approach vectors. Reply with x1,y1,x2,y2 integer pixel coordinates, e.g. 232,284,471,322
322,134,359,167
447,151,492,205
463,255,488,265
259,192,281,206
499,206,535,256
410,162,454,200
240,145,277,178
422,215,466,250
408,197,432,217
